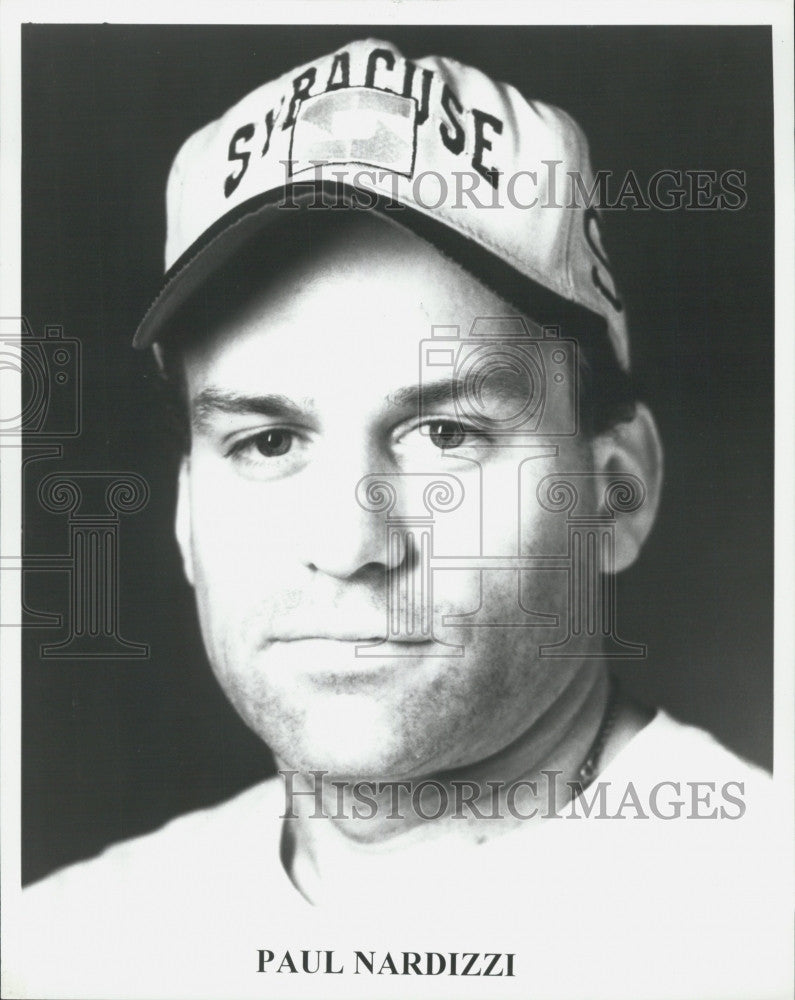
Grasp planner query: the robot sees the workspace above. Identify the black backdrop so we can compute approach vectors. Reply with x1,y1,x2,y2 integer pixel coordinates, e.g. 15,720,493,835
21,24,774,884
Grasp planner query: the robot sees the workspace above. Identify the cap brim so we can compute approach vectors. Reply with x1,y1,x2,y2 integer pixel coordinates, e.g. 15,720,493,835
133,180,608,351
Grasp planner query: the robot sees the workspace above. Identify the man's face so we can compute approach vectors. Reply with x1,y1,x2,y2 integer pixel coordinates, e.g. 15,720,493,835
176,211,601,780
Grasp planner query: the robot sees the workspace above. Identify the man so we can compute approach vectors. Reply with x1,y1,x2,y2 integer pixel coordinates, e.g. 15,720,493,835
15,38,782,1000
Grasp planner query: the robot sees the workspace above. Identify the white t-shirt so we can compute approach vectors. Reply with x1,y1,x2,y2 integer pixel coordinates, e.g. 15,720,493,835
7,711,789,1000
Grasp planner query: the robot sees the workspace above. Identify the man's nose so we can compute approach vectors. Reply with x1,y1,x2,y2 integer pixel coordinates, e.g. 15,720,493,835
297,455,409,581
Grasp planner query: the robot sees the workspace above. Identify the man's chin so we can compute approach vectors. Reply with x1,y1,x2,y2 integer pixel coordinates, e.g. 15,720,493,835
221,636,495,778
273,688,424,776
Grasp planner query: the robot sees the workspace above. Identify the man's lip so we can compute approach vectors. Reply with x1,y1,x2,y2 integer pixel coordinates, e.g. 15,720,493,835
274,635,435,645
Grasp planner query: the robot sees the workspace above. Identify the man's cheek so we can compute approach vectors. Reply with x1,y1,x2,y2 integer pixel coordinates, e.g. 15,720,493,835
188,494,295,593
188,453,305,537
431,569,482,621
190,546,269,628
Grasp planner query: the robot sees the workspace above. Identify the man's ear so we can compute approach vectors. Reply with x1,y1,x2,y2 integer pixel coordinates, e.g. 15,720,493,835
591,402,664,573
175,456,195,587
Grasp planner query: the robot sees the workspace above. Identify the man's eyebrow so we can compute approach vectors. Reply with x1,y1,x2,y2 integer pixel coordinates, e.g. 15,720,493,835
190,388,310,431
388,372,532,412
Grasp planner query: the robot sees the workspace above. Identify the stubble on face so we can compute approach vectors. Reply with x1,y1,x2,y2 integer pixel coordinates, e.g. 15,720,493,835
177,209,600,781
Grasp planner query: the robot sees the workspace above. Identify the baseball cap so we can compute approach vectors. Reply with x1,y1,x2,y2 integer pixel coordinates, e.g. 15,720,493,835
133,38,630,371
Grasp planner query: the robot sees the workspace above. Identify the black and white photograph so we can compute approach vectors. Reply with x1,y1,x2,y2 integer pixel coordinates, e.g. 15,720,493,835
1,4,793,999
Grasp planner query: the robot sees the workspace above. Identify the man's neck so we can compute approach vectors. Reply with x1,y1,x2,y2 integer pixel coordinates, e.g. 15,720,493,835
277,664,649,906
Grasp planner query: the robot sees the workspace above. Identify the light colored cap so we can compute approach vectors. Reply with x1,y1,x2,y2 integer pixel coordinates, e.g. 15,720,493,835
134,38,628,370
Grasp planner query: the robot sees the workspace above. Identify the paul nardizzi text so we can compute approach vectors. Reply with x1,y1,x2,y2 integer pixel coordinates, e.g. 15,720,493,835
257,949,516,976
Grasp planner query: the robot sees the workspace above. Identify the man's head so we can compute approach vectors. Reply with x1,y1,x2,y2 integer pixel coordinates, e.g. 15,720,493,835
136,40,663,781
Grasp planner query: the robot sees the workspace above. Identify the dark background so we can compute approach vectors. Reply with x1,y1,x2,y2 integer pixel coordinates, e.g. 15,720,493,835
21,25,774,884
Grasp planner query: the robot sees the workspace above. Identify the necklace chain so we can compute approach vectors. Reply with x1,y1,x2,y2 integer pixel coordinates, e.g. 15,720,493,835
577,674,620,787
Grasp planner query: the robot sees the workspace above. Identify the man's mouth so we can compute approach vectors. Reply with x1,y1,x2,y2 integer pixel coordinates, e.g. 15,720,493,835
275,633,435,645
261,634,444,682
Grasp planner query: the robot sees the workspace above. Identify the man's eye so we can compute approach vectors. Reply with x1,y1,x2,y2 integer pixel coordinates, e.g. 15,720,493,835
394,419,490,465
252,429,293,458
225,427,308,480
427,420,467,450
